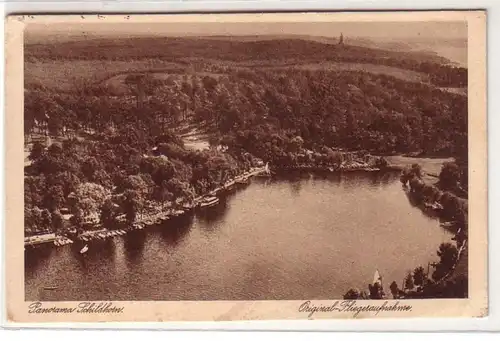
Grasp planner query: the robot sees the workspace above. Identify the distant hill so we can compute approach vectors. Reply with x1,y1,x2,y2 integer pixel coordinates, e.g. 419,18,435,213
197,34,467,67
25,36,451,66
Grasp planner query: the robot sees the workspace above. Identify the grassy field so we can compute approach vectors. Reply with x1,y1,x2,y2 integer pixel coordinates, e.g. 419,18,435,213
25,59,184,92
26,58,437,93
386,155,454,184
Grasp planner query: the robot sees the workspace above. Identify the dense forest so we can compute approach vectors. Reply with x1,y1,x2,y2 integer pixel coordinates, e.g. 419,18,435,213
24,66,468,236
23,35,470,301
25,68,468,159
25,37,467,87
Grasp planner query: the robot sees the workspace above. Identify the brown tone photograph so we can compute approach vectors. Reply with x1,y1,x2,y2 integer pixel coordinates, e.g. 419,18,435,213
21,17,470,303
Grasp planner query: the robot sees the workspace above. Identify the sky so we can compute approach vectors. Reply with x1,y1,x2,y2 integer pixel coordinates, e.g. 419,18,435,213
25,21,467,41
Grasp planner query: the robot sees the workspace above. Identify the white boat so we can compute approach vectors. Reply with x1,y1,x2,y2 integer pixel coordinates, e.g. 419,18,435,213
441,221,456,228
373,269,383,286
80,244,89,254
432,202,444,211
199,196,220,208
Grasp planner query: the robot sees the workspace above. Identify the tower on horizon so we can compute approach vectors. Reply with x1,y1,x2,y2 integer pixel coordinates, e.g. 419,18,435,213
338,32,344,45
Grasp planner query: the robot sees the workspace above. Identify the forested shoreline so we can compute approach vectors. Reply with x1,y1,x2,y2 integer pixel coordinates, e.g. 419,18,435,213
343,162,469,300
25,37,469,299
25,65,468,236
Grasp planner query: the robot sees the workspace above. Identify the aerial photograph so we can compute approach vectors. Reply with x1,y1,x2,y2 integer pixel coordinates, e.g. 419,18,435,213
23,19,468,302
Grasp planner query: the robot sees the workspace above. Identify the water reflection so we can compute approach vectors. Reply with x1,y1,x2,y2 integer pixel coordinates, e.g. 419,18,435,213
196,200,229,225
123,230,147,265
25,244,54,274
403,189,441,220
159,214,193,246
75,239,116,272
289,180,302,196
25,173,452,301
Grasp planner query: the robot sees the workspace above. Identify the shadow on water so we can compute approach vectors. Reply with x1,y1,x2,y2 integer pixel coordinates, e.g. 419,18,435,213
196,198,230,226
339,171,395,189
403,188,442,220
289,180,302,196
159,213,194,247
370,171,397,186
25,244,55,274
123,230,147,265
74,239,116,272
274,169,400,190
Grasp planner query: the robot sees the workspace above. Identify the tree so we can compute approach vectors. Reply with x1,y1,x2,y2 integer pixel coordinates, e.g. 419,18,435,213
123,189,142,223
343,288,361,300
368,282,385,299
411,163,423,178
404,272,415,290
389,281,400,298
29,142,45,162
437,243,458,269
47,143,63,158
43,185,65,212
375,157,388,169
52,211,65,234
432,242,459,281
100,198,119,227
69,182,110,217
70,207,84,233
413,266,427,286
82,156,101,181
439,162,461,190
40,209,52,232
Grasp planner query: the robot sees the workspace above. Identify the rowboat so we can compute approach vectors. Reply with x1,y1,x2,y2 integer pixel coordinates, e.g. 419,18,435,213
80,244,89,254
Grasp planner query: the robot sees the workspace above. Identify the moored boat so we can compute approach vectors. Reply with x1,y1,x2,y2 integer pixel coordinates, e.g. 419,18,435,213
432,202,444,211
235,177,250,185
43,286,58,290
199,196,220,208
80,244,89,254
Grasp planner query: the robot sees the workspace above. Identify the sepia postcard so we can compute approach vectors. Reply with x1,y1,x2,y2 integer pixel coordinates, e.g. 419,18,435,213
4,11,487,324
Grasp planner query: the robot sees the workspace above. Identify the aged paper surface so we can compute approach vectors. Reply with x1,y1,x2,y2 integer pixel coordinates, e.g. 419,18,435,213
5,11,487,323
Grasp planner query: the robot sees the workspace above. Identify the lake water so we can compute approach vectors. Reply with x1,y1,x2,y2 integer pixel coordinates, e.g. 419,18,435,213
25,172,452,301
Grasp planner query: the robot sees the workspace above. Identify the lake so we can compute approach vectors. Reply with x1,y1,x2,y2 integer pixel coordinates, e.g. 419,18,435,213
25,172,452,301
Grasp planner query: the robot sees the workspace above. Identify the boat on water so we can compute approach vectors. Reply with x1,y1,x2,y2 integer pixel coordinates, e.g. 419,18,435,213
199,196,220,208
43,286,58,290
431,202,444,211
182,203,193,210
80,244,89,254
132,223,144,230
441,221,456,228
235,177,250,185
373,269,383,286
